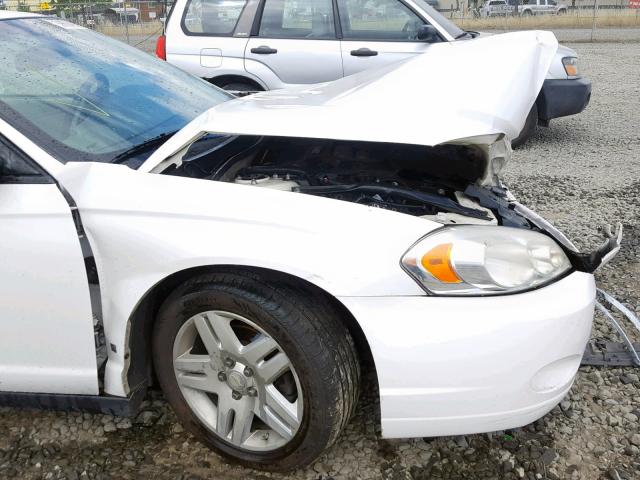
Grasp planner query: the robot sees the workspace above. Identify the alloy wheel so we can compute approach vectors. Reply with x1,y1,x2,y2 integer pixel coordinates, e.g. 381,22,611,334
172,310,303,451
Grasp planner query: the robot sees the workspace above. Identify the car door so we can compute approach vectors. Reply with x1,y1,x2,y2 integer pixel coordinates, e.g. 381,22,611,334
0,135,98,395
338,0,436,77
244,0,343,88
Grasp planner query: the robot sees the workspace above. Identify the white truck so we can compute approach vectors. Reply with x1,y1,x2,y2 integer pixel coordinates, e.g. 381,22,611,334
518,0,568,15
482,0,511,16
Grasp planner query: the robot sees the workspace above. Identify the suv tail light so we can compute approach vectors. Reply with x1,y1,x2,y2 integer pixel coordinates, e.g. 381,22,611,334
155,35,166,60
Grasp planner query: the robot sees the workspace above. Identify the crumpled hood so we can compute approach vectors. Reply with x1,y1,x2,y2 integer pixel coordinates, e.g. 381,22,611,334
141,30,557,174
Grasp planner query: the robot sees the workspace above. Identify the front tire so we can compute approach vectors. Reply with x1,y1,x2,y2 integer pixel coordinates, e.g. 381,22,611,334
512,102,538,148
152,270,360,471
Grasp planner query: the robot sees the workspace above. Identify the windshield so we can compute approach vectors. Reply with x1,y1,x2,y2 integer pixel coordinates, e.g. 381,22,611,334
0,17,232,167
411,0,464,38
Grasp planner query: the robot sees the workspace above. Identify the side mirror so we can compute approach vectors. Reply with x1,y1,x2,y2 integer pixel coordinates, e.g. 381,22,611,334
417,24,439,42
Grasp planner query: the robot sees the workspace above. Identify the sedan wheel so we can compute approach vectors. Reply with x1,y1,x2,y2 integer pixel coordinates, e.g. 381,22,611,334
172,310,303,451
152,270,360,470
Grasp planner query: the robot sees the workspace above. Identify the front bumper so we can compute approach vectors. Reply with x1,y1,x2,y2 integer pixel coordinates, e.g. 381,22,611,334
339,271,595,439
537,77,592,122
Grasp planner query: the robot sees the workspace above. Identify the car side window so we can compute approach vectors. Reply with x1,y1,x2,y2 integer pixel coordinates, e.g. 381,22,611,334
337,0,424,41
183,0,247,35
0,136,52,184
258,0,335,39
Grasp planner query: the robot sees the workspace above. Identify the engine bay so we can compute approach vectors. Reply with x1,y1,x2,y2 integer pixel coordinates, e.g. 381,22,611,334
166,134,499,225
156,133,621,274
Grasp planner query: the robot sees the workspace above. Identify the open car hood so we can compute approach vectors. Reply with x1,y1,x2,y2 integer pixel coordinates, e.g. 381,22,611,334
140,30,557,174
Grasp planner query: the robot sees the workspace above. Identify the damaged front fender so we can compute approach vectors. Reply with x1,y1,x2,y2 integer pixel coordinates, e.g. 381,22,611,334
464,184,623,274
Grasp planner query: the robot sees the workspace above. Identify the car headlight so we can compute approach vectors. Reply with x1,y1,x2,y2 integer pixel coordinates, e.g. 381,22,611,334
562,57,579,77
401,226,571,296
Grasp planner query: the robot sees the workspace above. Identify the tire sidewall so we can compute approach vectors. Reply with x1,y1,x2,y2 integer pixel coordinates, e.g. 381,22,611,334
152,283,335,470
512,103,538,148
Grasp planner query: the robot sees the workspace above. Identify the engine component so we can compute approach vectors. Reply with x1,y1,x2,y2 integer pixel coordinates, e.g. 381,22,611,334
235,174,300,192
296,184,491,220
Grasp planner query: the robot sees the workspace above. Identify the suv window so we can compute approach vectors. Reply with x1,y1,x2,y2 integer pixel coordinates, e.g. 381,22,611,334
183,0,247,35
0,137,51,184
338,0,424,41
259,0,335,39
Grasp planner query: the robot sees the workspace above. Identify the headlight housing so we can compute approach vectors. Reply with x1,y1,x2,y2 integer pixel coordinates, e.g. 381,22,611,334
401,226,571,296
562,57,579,77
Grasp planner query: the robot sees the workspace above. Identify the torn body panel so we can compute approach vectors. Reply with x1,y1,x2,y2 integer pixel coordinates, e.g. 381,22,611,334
157,132,619,275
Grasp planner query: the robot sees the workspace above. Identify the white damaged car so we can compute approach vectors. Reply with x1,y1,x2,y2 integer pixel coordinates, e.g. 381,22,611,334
0,12,622,471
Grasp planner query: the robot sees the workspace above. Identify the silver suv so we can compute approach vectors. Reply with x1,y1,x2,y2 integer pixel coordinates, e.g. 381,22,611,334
161,0,451,93
158,0,590,145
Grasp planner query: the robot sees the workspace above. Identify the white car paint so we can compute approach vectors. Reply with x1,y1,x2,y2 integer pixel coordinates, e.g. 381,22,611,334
145,30,557,174
0,182,98,394
0,16,594,441
54,160,431,396
2,135,595,433
341,271,594,437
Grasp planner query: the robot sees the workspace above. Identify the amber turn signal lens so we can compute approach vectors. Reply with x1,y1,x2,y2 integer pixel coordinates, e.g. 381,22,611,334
420,243,462,283
562,57,578,77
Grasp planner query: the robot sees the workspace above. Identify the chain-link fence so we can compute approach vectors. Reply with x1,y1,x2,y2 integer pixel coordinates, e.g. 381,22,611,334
448,2,640,42
2,0,172,51
2,0,639,50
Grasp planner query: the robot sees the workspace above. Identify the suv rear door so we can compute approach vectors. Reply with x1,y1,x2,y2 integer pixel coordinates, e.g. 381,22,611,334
166,0,251,80
338,0,438,77
244,0,343,89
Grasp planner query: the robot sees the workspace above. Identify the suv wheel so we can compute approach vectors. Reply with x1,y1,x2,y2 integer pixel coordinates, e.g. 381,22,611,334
220,82,262,96
152,271,360,471
512,103,538,148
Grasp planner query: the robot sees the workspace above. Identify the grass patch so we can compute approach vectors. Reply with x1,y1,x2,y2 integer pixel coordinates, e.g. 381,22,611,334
454,11,640,30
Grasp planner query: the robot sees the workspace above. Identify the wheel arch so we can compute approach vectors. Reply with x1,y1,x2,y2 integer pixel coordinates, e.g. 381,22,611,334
125,264,378,403
205,74,266,91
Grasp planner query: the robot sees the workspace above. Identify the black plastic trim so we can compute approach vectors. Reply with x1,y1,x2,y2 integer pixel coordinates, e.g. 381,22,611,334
0,135,55,185
537,77,592,122
332,0,343,38
250,0,266,36
56,184,107,376
0,385,146,417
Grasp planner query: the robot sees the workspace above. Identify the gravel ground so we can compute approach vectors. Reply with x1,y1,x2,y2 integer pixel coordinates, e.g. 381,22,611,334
1,42,639,480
